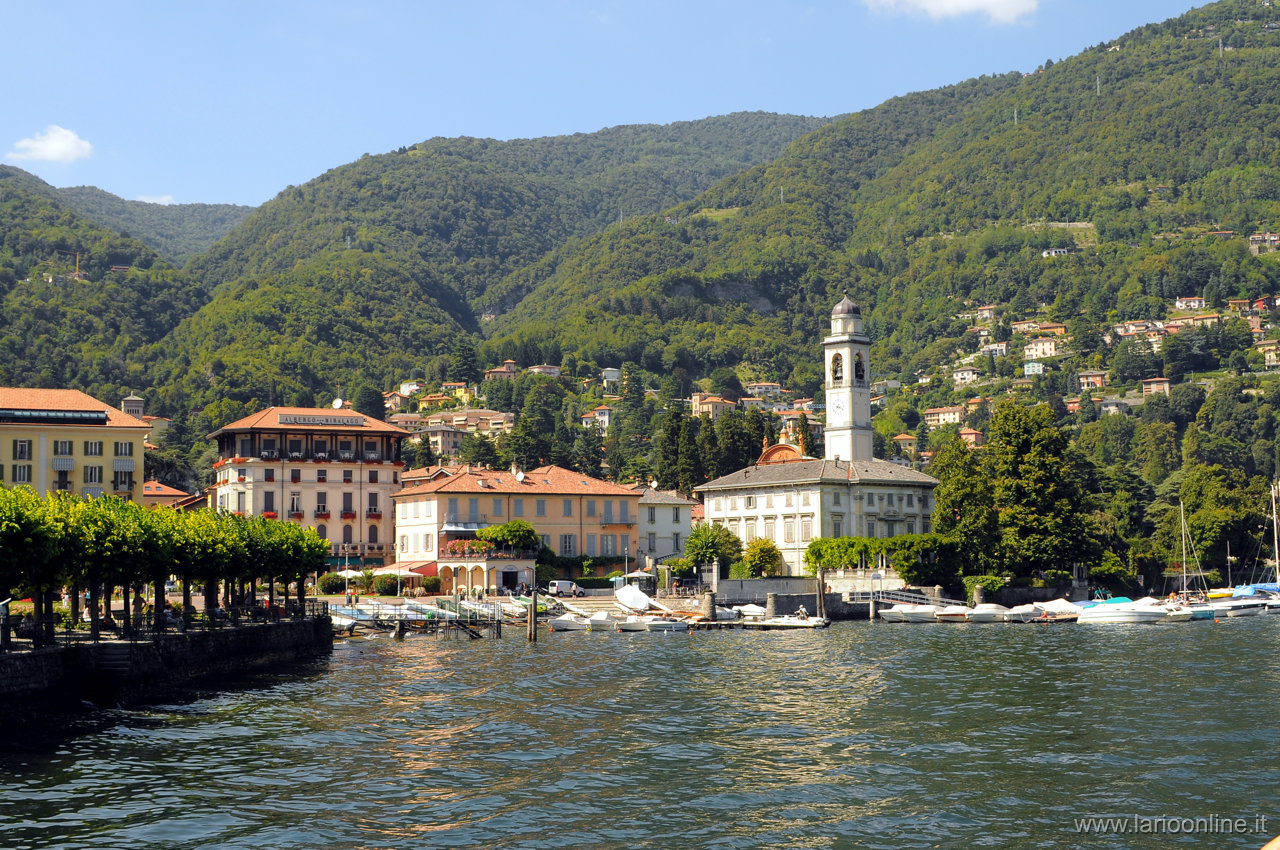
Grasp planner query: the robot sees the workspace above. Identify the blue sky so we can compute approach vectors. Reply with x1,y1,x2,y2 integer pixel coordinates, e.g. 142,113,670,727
5,0,1199,207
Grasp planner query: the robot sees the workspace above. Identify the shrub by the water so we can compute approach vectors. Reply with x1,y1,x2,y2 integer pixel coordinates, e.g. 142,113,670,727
317,571,348,595
373,574,403,596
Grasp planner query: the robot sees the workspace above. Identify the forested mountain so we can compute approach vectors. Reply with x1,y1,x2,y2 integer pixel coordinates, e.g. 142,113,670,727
479,0,1280,388
0,167,254,265
53,185,253,265
0,168,203,399
147,112,833,414
10,0,1280,436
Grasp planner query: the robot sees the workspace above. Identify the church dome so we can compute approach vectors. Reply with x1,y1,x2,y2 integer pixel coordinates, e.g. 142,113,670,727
832,293,860,317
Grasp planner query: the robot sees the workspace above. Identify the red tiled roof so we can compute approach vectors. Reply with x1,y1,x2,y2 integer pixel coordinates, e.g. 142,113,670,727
209,406,409,437
142,480,189,497
392,464,638,499
0,387,148,429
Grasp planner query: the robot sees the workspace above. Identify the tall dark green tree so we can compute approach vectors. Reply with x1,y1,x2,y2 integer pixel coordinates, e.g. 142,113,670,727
985,400,1096,576
696,414,721,481
353,385,385,420
448,338,481,385
930,437,1000,575
655,405,685,491
571,424,604,478
716,410,757,475
797,412,817,458
676,415,703,494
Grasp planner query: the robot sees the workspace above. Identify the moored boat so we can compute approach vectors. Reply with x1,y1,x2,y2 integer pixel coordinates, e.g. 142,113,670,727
965,603,1009,623
899,604,942,623
934,605,973,623
1077,597,1169,625
615,615,650,632
586,611,618,631
1032,598,1082,624
642,616,690,632
547,613,589,631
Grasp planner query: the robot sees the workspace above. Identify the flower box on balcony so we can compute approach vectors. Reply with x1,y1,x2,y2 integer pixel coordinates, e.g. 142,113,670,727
366,512,382,520
289,511,304,520
237,476,246,482
314,511,330,519
262,511,279,519
340,511,357,520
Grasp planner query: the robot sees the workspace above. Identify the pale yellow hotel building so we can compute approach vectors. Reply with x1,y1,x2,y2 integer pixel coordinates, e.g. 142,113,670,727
0,387,149,501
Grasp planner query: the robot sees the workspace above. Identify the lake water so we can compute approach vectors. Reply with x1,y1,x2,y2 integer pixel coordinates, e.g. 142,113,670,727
3,617,1279,849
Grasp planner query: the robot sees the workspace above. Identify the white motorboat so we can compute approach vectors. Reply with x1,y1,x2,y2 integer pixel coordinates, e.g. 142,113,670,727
732,603,767,621
1209,597,1267,617
934,605,973,623
1003,603,1041,623
642,616,689,632
616,615,650,632
757,614,830,629
899,604,942,623
1034,598,1083,624
1077,597,1170,624
547,613,590,631
586,611,618,631
965,603,1009,623
877,604,910,623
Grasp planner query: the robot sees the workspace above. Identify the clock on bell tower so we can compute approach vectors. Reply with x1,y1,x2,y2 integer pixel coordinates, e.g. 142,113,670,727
823,293,873,462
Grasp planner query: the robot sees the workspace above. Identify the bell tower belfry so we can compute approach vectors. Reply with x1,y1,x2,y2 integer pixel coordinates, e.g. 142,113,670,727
823,293,873,462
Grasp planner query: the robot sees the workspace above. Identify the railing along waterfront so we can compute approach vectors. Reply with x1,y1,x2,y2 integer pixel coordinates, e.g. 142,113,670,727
0,599,331,653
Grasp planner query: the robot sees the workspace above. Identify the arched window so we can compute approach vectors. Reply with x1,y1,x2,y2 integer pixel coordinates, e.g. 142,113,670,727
315,524,327,540
343,525,353,544
854,352,865,381
368,525,379,544
831,352,843,383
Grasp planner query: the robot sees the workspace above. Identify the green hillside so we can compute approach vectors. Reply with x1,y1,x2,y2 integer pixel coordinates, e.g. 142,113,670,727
54,185,254,265
152,112,833,413
0,169,203,400
479,0,1280,388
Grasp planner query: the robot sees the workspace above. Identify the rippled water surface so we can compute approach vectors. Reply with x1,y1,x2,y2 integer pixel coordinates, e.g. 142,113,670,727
4,618,1280,849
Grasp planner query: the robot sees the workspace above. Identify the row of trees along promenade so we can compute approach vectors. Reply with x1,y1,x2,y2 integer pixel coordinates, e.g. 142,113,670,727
0,488,329,649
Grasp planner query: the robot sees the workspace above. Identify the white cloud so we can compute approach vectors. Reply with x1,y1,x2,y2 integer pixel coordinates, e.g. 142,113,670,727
862,0,1037,24
136,194,175,205
5,125,94,163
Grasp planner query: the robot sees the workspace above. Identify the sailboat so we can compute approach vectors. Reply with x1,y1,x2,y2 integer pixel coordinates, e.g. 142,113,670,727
1169,502,1214,622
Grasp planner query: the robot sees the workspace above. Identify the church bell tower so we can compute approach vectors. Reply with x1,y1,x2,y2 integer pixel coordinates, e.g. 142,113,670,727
823,293,873,461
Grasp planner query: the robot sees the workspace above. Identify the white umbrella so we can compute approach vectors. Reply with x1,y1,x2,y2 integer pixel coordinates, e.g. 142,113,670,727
336,568,363,579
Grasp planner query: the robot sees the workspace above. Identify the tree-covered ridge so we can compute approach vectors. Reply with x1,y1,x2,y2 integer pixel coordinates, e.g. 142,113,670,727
0,169,203,400
53,184,254,265
185,111,834,301
146,250,472,415
476,0,1280,388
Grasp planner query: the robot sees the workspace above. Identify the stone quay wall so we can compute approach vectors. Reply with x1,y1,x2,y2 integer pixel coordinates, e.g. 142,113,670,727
0,618,332,724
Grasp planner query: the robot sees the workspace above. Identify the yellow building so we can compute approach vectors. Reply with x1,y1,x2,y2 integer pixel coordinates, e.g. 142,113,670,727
392,464,641,593
0,387,149,500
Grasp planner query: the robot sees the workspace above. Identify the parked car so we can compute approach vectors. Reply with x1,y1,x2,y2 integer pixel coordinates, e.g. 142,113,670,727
547,580,584,597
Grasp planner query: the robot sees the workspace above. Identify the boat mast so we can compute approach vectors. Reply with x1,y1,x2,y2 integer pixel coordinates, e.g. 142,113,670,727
1272,481,1280,585
1180,501,1189,594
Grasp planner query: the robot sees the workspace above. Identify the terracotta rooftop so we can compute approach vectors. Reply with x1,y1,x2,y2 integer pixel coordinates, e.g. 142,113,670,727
209,406,409,437
393,464,639,499
0,387,148,429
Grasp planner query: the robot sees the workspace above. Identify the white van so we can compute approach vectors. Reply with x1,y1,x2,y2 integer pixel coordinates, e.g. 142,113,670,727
547,580,584,597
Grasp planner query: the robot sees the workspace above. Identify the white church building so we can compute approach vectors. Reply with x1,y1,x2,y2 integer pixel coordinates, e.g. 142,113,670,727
696,295,939,575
